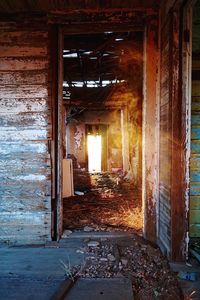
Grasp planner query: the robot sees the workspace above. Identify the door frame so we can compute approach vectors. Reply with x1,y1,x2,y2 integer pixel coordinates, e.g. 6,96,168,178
54,19,158,240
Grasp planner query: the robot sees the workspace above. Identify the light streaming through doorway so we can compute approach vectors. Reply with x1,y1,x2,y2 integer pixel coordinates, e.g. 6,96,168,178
87,135,102,172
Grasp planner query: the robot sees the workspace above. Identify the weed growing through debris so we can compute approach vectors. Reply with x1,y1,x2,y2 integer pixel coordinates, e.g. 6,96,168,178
60,255,87,281
60,255,74,281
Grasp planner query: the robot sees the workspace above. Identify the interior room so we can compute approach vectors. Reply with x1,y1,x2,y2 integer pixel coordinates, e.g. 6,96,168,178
62,31,143,233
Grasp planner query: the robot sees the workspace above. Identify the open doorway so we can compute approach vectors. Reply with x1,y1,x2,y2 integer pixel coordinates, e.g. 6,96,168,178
61,30,143,234
87,134,102,172
86,124,108,173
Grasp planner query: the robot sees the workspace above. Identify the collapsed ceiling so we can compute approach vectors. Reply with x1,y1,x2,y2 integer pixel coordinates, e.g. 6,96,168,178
63,31,143,108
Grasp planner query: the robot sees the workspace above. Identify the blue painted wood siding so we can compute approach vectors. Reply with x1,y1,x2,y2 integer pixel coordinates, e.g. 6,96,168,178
190,6,200,237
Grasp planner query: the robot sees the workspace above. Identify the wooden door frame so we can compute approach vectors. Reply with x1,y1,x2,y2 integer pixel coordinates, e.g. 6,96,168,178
54,19,158,241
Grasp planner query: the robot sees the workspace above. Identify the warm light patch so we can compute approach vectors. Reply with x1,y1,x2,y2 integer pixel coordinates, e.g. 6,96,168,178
88,135,101,172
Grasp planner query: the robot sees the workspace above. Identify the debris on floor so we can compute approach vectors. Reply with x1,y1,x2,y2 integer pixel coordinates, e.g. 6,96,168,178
170,260,200,300
63,171,142,233
62,171,186,299
61,234,182,299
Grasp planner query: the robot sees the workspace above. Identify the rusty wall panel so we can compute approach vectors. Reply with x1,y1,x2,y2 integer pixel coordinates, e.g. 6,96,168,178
0,23,52,244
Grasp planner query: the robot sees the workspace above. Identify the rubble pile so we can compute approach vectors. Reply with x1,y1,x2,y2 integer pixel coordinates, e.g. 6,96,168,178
70,235,182,300
63,172,142,233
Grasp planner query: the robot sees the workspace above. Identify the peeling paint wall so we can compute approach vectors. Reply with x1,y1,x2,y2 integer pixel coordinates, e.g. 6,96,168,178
0,20,52,244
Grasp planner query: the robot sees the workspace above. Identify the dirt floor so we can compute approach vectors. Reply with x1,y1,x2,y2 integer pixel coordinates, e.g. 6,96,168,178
63,171,143,233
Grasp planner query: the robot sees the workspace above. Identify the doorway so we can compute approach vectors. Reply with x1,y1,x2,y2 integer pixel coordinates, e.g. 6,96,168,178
59,29,144,236
87,134,102,173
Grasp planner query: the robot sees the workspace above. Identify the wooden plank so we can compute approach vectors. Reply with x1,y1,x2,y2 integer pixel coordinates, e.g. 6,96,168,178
190,156,200,169
190,196,200,210
0,98,49,113
190,182,200,195
0,225,51,242
0,141,49,155
190,224,200,237
0,189,50,201
56,27,64,239
0,70,47,85
191,140,200,154
0,57,48,71
0,199,51,213
0,197,51,213
191,114,200,125
190,210,200,224
143,15,159,243
192,125,200,139
0,85,48,98
0,30,48,45
192,60,200,70
192,81,200,96
190,170,200,182
0,128,49,141
0,112,50,127
0,211,51,226
0,45,47,57
0,163,51,177
191,98,200,112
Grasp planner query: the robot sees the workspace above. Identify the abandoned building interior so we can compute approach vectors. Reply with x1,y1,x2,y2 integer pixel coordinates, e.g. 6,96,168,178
0,0,200,299
62,31,143,232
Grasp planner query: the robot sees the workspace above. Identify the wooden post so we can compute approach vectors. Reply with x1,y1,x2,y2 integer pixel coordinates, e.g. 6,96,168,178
143,15,159,242
56,27,64,239
121,107,130,172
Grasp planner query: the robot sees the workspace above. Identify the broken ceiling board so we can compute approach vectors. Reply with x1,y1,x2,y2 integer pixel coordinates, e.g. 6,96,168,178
64,278,133,300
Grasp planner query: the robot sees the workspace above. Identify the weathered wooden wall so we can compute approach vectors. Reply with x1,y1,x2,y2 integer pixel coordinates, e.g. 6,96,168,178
0,7,160,247
158,0,188,261
0,20,52,244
